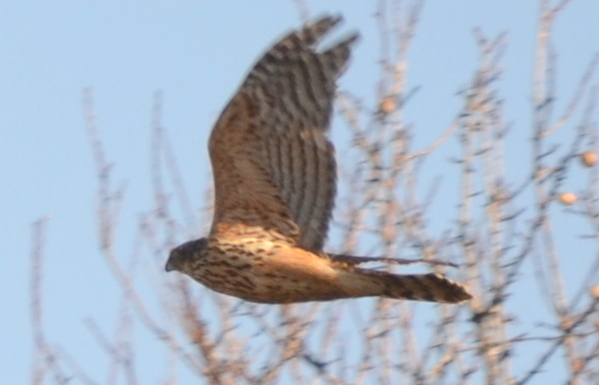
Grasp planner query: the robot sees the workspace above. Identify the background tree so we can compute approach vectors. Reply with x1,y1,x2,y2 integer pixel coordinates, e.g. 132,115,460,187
24,0,599,384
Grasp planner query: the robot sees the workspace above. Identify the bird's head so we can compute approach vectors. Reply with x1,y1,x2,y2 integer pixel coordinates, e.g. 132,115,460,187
165,238,208,273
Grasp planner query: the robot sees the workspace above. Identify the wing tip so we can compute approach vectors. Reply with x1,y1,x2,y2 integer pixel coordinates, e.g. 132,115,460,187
300,14,359,47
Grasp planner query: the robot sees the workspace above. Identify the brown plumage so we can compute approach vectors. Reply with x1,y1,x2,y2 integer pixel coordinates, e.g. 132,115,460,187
165,16,472,304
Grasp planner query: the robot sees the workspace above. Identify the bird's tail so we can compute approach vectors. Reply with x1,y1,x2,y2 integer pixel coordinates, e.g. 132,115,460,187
330,253,472,303
340,268,472,304
377,271,472,303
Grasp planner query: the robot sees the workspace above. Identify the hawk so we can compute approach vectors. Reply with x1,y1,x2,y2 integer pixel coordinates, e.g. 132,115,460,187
165,16,471,304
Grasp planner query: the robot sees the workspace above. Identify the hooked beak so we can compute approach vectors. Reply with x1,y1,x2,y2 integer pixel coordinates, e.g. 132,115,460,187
165,252,175,272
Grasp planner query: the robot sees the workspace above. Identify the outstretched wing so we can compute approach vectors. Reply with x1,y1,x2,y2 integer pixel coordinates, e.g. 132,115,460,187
209,16,358,250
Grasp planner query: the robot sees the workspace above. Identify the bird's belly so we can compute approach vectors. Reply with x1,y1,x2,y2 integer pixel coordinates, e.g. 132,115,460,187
192,242,344,303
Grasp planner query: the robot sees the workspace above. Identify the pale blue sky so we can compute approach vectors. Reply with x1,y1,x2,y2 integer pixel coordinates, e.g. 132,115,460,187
2,1,599,384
